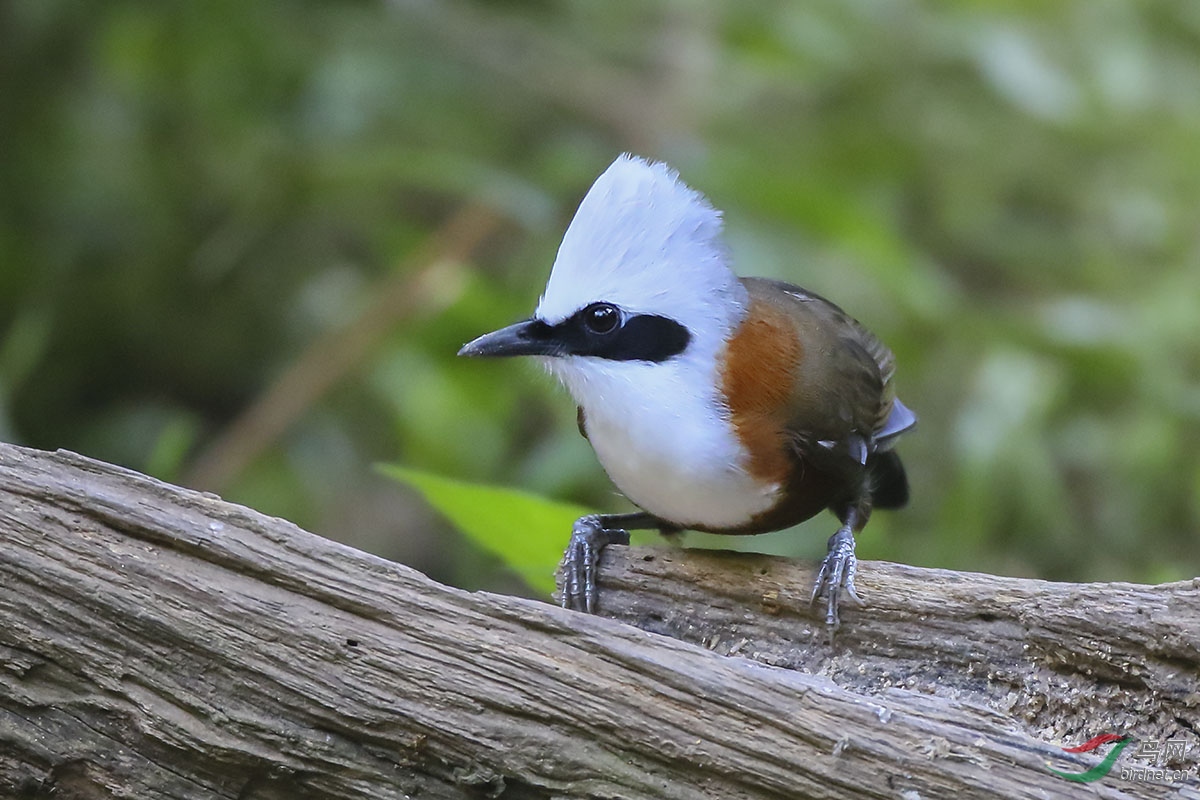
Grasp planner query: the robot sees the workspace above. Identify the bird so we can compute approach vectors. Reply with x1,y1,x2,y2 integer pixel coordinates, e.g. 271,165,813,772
458,154,916,629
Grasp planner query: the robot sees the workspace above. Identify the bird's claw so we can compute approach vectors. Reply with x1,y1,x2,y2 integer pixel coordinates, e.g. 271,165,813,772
561,515,630,613
810,526,862,631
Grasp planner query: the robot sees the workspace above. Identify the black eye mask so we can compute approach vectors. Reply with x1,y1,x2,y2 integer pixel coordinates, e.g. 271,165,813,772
529,303,691,363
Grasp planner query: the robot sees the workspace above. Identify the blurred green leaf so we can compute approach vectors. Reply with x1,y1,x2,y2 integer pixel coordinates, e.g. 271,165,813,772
380,464,593,595
144,413,200,482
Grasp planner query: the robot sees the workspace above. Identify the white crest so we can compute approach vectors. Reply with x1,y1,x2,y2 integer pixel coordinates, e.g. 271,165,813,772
535,154,748,334
529,156,773,528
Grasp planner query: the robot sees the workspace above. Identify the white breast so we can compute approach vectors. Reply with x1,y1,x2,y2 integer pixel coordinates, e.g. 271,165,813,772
545,353,780,530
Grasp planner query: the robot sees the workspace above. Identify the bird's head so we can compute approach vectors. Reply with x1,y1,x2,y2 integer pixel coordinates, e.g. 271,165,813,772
458,154,749,405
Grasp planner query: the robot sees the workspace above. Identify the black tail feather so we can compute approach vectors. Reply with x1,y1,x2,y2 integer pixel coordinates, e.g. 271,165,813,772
869,450,909,510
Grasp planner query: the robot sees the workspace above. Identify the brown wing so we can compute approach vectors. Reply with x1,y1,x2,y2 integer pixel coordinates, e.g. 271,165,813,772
740,278,895,448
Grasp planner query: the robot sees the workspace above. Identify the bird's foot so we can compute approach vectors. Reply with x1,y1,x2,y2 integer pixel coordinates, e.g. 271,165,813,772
810,525,863,631
561,515,631,613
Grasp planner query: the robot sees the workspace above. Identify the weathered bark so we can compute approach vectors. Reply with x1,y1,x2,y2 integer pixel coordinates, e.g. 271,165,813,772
592,549,1200,763
0,443,1195,799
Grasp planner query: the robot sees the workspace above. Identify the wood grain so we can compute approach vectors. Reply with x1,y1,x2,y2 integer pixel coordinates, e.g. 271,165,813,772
0,443,1195,798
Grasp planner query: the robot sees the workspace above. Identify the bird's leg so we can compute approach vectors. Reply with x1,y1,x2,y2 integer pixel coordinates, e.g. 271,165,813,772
811,505,866,630
561,511,664,613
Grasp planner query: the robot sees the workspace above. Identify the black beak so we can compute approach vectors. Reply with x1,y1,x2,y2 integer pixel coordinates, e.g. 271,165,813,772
457,318,560,358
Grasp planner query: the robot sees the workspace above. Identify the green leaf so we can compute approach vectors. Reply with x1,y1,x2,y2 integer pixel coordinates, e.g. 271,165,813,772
379,464,592,594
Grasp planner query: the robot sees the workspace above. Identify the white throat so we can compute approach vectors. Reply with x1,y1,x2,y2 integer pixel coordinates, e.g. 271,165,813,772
543,318,780,530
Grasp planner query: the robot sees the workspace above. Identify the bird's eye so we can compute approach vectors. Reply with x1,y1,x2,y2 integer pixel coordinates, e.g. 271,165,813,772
582,303,620,335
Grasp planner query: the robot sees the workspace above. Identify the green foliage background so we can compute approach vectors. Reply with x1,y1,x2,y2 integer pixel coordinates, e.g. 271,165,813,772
3,1,1199,596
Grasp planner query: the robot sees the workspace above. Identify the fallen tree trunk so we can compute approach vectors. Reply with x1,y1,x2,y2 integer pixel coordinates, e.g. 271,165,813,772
590,549,1200,764
0,443,1194,799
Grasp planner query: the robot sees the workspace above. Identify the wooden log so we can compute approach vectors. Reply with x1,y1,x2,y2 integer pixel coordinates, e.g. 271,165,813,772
0,443,1194,798
588,548,1200,768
